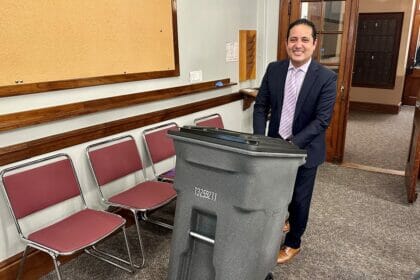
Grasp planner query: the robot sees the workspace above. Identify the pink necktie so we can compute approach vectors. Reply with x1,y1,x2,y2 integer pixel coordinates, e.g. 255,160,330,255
279,69,300,139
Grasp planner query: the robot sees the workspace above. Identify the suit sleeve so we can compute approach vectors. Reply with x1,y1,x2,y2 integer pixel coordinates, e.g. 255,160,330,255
291,71,337,148
253,63,272,135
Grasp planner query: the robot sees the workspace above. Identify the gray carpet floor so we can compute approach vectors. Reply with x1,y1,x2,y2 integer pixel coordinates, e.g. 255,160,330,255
274,164,420,280
344,106,414,170
42,108,420,280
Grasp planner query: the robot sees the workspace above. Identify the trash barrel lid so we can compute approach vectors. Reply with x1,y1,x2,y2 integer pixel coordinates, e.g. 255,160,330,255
168,126,306,155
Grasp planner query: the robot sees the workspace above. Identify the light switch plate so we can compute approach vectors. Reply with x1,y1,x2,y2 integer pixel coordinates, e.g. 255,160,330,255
189,70,203,83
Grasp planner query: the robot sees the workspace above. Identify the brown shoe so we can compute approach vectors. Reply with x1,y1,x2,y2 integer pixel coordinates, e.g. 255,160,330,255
282,221,290,233
277,246,301,264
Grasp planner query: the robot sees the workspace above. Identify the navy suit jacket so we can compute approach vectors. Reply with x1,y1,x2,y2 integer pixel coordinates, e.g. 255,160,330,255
253,60,337,168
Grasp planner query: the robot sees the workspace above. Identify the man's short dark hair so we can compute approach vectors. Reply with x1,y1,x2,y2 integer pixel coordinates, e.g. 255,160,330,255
287,18,317,42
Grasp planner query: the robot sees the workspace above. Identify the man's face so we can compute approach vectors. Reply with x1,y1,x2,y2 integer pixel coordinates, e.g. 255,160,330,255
286,24,317,67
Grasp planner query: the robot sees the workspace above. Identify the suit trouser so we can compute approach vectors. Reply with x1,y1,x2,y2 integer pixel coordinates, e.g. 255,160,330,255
284,165,318,249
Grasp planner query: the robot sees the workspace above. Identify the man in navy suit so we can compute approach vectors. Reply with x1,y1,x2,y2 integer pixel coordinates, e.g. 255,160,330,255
253,18,337,264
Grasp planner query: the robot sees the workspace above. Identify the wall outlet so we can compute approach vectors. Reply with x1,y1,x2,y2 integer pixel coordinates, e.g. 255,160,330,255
189,70,203,83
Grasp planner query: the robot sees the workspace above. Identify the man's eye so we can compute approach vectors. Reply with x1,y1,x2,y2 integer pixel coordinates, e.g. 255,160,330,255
302,38,310,43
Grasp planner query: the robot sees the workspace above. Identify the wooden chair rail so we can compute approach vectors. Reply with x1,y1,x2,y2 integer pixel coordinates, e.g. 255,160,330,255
0,93,242,166
0,70,181,98
0,79,234,132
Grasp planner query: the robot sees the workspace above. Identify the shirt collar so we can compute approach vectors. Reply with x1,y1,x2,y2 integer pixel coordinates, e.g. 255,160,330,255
288,58,311,73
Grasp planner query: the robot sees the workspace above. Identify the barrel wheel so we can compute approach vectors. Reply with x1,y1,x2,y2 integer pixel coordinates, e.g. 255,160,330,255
265,272,274,280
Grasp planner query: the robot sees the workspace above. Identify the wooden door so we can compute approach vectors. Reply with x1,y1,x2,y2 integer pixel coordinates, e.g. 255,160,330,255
403,0,420,203
405,89,420,203
277,0,359,163
402,0,420,106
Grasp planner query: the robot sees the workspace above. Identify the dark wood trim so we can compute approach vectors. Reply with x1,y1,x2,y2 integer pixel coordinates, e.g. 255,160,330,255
349,101,400,114
0,79,234,132
172,0,180,81
242,95,255,111
0,70,179,98
277,0,289,60
239,88,258,110
406,104,420,203
402,95,417,106
0,1,180,98
329,0,359,164
0,93,242,166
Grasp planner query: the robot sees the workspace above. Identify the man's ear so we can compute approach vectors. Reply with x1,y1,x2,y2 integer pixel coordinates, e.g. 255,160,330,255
313,38,318,47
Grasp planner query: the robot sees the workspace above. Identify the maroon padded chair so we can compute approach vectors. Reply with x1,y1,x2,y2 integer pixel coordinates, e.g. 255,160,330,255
142,122,178,182
86,135,177,267
194,113,224,129
0,154,135,280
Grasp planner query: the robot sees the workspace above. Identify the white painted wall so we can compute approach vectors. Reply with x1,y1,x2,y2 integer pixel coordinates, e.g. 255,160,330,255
0,0,280,262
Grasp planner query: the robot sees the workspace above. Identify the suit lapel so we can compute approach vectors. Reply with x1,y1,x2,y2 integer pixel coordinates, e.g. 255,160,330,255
276,61,290,113
294,60,319,121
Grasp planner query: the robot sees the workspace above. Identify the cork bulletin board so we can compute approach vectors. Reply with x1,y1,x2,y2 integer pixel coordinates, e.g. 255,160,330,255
0,0,179,96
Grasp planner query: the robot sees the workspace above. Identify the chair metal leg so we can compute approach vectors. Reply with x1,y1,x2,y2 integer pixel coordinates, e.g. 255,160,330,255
157,176,174,183
85,248,135,273
16,245,29,280
140,211,174,230
133,210,146,267
121,226,136,270
51,254,62,280
86,226,140,271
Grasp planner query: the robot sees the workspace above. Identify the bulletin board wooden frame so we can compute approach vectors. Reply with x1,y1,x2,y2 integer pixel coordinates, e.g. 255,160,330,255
0,0,179,97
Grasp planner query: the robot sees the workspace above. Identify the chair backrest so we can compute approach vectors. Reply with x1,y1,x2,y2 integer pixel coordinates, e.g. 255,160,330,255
0,154,82,221
142,122,178,165
194,113,224,129
87,136,143,186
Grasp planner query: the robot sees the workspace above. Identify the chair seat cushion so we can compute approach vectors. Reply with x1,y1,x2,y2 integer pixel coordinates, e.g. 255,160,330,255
28,209,125,254
109,181,176,210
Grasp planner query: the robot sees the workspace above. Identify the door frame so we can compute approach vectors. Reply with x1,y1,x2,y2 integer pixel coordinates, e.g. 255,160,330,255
277,0,359,163
402,0,420,106
405,99,420,203
404,0,420,203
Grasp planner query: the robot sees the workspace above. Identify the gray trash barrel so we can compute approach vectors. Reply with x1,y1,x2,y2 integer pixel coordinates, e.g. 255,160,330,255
167,126,306,280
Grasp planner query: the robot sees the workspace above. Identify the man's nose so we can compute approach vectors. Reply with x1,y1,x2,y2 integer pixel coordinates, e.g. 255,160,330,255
294,40,303,47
